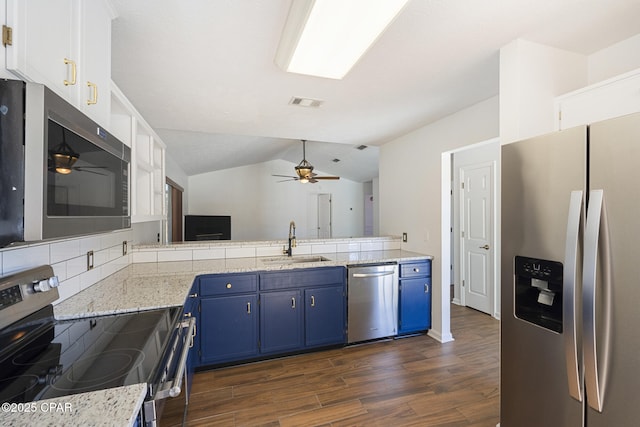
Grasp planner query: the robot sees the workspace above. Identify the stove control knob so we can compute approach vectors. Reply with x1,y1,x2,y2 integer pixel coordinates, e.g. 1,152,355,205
33,276,60,293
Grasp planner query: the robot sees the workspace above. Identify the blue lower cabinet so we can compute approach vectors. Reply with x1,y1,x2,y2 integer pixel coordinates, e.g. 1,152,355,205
398,277,432,333
200,294,258,364
398,260,432,334
304,285,345,347
260,290,304,354
196,267,346,366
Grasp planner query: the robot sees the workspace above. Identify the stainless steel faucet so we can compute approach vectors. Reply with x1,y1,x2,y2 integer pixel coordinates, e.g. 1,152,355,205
283,220,296,256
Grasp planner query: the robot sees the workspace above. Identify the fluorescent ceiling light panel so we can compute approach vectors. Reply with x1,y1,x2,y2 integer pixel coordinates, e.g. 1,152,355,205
276,0,409,79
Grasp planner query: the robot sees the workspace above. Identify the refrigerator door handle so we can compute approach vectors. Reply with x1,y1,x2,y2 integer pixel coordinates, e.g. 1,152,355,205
564,190,583,403
583,189,610,413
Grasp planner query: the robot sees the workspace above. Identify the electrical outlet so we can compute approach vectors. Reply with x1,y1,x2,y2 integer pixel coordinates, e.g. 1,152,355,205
87,250,94,270
402,232,407,242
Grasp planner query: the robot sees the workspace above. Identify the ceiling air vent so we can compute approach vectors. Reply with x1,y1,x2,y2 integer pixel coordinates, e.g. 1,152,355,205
289,97,323,108
355,145,368,150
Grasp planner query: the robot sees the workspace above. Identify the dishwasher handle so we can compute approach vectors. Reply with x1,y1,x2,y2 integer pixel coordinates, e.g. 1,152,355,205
351,271,396,278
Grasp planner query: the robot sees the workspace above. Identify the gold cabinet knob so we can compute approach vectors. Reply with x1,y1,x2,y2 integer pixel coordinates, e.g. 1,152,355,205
226,283,232,289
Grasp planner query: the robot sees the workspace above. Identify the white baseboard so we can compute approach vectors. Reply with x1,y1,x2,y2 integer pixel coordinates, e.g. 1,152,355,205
428,329,455,343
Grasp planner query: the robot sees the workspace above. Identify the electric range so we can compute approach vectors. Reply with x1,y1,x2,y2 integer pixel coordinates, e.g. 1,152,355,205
0,265,195,426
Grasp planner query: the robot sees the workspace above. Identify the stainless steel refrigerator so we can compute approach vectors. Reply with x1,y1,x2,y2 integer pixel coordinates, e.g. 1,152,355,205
501,112,640,427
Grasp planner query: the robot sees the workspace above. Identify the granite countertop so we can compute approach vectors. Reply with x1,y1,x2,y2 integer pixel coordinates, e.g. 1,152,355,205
54,249,432,320
43,248,431,426
0,384,147,427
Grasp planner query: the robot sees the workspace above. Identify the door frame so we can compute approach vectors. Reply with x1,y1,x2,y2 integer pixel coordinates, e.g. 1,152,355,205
166,177,184,243
443,138,501,320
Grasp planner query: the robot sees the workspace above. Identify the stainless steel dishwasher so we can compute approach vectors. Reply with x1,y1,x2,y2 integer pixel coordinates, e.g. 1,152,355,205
347,263,399,343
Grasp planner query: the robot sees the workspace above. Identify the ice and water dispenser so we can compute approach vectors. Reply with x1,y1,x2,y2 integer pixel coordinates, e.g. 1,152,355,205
514,256,563,333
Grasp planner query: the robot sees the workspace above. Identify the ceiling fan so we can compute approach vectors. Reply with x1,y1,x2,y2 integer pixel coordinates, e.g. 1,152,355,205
48,127,108,175
273,140,340,184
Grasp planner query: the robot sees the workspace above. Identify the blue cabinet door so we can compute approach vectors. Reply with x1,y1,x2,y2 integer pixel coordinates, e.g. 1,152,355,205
304,285,345,347
399,277,432,334
260,290,303,354
200,294,258,364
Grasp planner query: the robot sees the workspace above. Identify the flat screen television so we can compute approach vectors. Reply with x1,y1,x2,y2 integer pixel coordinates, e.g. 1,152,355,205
184,215,231,241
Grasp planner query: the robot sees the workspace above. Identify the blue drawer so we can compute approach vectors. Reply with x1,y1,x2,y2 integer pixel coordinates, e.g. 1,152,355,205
199,274,257,296
260,267,344,291
400,260,431,278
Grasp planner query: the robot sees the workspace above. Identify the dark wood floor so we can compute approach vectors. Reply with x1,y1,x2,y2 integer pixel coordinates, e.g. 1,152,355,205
162,304,499,426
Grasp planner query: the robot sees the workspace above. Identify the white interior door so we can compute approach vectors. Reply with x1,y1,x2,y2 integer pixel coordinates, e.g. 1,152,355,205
460,163,494,314
317,193,332,238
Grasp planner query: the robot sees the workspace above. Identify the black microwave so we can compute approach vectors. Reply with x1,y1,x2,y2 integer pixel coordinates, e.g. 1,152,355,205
0,79,130,246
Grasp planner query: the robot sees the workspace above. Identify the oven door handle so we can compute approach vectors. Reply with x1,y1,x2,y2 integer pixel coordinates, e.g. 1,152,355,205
166,317,196,398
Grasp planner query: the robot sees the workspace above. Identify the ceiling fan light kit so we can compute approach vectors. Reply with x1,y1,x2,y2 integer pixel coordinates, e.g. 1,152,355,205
275,0,409,79
273,140,340,184
49,129,79,174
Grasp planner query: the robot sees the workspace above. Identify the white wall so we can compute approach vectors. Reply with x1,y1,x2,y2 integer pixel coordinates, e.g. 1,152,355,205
588,34,640,84
499,39,588,144
379,96,499,342
500,35,640,142
188,159,365,241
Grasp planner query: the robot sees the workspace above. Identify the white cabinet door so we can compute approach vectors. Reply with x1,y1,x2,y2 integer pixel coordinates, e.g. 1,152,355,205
78,0,112,127
0,0,10,77
6,0,77,101
5,0,113,127
556,70,640,130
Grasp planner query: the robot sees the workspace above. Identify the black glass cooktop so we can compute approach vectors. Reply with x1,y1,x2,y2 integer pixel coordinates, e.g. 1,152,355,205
0,306,180,403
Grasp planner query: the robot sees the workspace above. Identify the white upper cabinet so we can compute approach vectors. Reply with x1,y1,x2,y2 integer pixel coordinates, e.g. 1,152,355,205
0,0,14,78
5,0,115,127
5,0,75,96
111,83,167,223
555,69,640,130
76,0,113,127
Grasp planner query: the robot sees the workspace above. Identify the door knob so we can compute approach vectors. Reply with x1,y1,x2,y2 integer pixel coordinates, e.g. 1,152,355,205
480,244,490,250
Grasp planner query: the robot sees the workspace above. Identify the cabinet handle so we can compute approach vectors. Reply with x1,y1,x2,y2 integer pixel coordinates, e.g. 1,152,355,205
247,302,251,314
184,312,192,318
311,295,315,307
425,284,429,293
226,283,232,289
413,268,420,273
291,297,296,309
86,81,98,105
63,58,76,86
189,293,198,298
189,322,197,348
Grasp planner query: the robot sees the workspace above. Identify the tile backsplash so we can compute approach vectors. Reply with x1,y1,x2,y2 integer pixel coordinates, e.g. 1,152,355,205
1,232,402,307
0,229,134,305
130,236,402,263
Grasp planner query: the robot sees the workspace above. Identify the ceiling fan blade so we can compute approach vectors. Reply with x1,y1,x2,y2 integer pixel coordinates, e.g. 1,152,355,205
313,176,340,180
277,178,298,183
272,174,298,178
74,168,108,176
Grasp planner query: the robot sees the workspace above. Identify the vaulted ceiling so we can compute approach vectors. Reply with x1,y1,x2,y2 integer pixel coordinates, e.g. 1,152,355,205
110,0,640,182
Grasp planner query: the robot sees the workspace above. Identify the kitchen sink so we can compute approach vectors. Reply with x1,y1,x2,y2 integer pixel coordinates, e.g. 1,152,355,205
260,256,330,265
